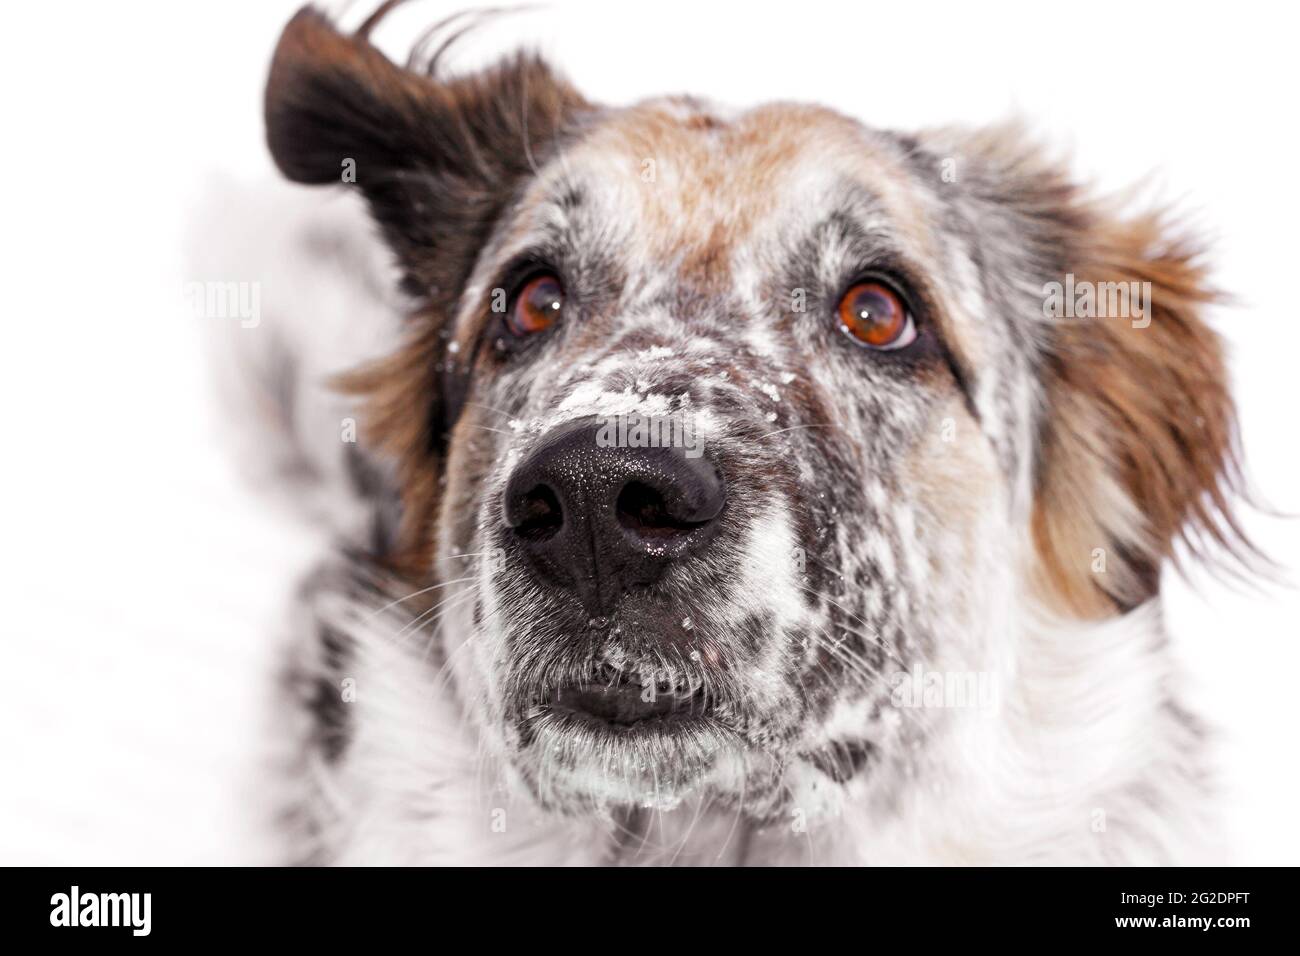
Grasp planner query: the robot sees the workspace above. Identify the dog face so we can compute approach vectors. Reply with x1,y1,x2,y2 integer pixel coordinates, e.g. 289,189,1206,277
266,8,1244,821
437,102,1023,816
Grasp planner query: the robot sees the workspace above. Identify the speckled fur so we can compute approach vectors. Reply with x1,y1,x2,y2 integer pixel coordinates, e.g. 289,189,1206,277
241,6,1245,865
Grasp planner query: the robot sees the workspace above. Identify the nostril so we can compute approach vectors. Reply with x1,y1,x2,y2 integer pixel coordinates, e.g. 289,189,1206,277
616,481,712,540
512,484,564,541
501,419,727,614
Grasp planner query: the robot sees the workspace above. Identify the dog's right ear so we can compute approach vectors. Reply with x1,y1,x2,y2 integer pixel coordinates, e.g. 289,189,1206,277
264,7,590,574
264,5,589,293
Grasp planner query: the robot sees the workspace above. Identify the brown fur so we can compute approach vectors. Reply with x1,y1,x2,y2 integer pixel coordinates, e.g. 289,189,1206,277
335,324,444,576
1033,203,1246,616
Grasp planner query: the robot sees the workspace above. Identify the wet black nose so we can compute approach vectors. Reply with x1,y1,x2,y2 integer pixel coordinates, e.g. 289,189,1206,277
502,418,726,615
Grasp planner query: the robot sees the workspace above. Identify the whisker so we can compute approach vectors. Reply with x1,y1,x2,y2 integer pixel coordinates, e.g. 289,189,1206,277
713,762,747,866
464,400,517,420
363,576,477,622
795,583,910,670
754,422,841,441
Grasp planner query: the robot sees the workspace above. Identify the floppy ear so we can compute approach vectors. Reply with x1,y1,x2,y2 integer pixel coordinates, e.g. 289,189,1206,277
935,126,1253,617
1031,201,1255,617
265,5,588,293
263,5,589,572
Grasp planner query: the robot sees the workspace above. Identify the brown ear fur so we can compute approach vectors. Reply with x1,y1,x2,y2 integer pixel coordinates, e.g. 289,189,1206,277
335,324,445,575
917,124,1254,616
1032,202,1250,617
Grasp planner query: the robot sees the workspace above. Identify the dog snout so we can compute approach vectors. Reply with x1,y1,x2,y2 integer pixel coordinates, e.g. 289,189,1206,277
502,418,726,615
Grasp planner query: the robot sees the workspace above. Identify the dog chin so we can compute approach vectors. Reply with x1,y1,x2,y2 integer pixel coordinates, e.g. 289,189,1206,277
512,709,746,812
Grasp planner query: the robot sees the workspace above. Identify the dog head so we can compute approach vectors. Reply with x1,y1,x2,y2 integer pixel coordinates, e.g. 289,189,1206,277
266,6,1247,821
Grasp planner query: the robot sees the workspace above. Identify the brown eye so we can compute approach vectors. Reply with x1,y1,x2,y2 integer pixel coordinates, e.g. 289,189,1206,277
837,281,916,350
507,273,564,337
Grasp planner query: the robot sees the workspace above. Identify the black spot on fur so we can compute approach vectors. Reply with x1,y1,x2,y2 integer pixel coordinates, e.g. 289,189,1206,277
805,739,875,783
309,624,353,763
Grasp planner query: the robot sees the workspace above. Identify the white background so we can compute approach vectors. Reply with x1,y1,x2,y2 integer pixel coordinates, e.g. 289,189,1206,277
1,0,1296,863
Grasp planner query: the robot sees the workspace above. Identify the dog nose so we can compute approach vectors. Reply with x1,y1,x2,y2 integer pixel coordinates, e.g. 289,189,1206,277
503,418,725,615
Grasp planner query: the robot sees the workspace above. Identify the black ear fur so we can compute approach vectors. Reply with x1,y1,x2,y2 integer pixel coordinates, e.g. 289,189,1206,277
264,6,588,291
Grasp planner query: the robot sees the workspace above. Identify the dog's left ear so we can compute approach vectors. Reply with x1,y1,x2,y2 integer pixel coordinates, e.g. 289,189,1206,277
934,126,1255,617
264,5,589,294
1031,203,1250,617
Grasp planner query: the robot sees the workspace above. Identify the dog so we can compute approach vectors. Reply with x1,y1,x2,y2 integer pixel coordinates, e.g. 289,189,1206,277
224,3,1255,864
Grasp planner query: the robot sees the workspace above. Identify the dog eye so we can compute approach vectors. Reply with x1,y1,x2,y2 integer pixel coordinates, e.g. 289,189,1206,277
507,273,565,337
837,280,916,350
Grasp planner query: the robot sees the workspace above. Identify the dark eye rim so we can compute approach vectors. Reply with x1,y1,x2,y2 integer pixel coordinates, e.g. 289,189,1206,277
486,261,566,356
506,270,565,337
833,272,920,351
